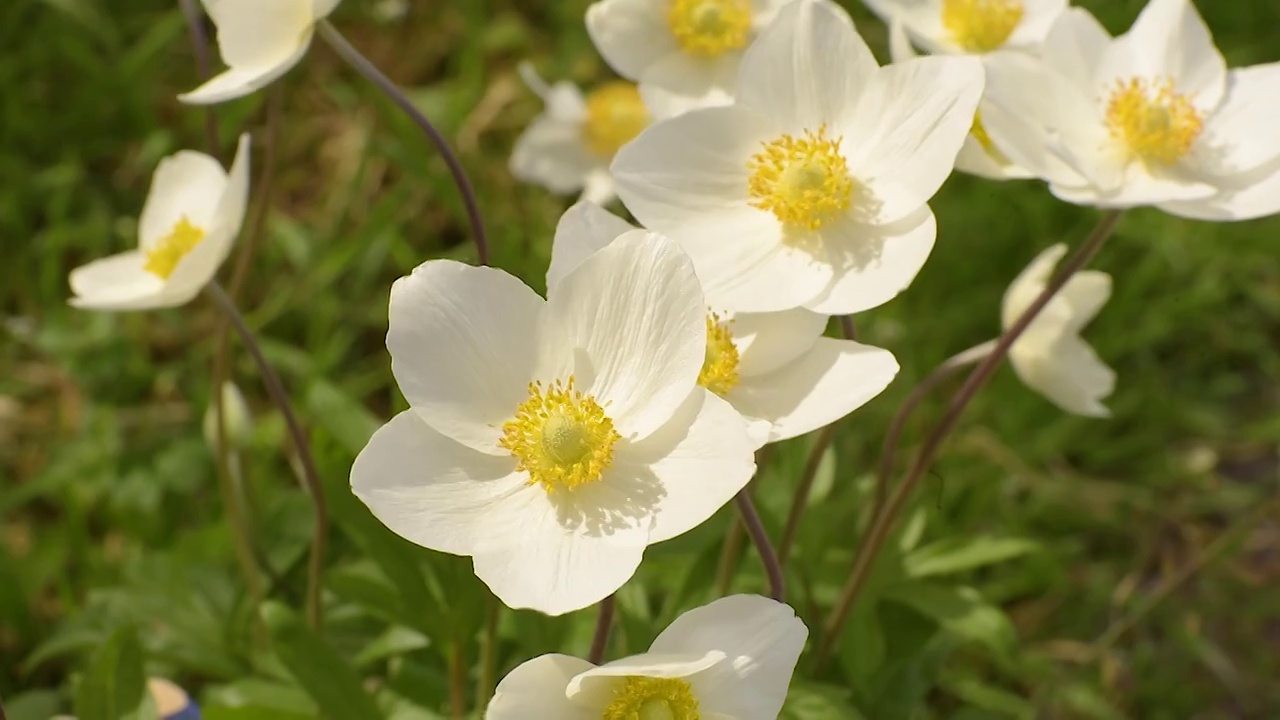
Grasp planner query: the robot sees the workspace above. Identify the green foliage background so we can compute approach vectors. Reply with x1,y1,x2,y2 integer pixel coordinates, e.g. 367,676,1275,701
2,0,1279,717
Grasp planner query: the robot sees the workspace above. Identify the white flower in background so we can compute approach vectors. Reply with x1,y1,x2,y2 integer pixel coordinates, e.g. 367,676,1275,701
1004,244,1114,417
68,135,251,311
863,0,1066,56
586,0,795,118
510,64,650,205
552,202,900,444
351,234,755,615
179,0,343,104
612,0,984,314
488,594,807,719
981,0,1280,220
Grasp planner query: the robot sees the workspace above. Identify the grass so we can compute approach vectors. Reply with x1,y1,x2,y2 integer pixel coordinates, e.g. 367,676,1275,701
2,0,1279,717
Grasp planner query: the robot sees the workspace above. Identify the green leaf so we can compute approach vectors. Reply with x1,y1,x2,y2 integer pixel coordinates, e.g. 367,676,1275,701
73,626,147,720
782,681,867,719
306,381,382,456
262,602,385,720
939,673,1035,718
884,584,1018,662
903,536,1041,578
4,690,63,720
355,625,432,668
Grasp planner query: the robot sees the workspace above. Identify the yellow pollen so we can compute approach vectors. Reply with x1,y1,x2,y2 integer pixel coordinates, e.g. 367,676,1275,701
698,312,740,396
970,111,1009,164
667,0,752,58
143,216,205,279
1105,77,1204,166
941,0,1024,53
747,125,854,231
601,676,700,720
583,81,651,158
499,377,620,492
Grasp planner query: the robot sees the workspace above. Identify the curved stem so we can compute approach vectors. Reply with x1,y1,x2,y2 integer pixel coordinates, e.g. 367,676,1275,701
206,282,328,633
316,20,489,265
778,424,836,569
177,0,219,154
839,315,857,342
714,515,745,596
588,594,616,664
817,209,1125,666
736,491,785,602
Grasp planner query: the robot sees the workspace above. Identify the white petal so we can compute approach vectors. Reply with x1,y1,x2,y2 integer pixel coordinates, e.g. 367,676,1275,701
954,134,1033,180
138,151,228,248
517,66,588,123
579,170,617,206
547,202,636,291
203,0,311,67
805,205,936,315
733,309,829,377
311,0,342,19
1010,334,1115,417
566,651,727,707
1051,162,1218,209
509,116,599,195
690,211,833,313
887,18,921,63
639,52,739,120
178,39,312,105
734,0,877,132
613,390,755,544
1001,243,1068,330
350,411,524,556
586,0,677,80
386,261,542,454
542,232,705,441
67,252,165,311
1039,7,1112,92
1103,0,1226,108
728,338,898,442
648,594,807,720
488,655,597,720
1193,63,1280,180
1006,0,1069,48
1159,158,1280,221
842,56,984,223
1058,270,1111,332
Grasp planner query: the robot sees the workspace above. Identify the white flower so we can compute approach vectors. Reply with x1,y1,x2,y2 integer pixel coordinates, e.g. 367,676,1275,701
586,0,796,118
179,0,342,105
350,233,756,615
552,202,900,444
68,135,251,311
487,594,807,720
863,0,1067,56
611,0,985,314
980,0,1280,220
1004,244,1115,417
509,64,650,205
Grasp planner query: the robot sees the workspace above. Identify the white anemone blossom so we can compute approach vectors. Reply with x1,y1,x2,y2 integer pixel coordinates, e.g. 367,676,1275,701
68,135,251,311
1004,244,1115,417
179,0,342,105
586,0,796,118
487,594,807,720
350,233,756,615
551,202,900,445
510,64,650,205
980,0,1280,220
611,0,985,314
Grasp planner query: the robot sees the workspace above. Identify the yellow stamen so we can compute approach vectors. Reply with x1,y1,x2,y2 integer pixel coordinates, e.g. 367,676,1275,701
747,125,854,231
970,111,1009,164
667,0,752,57
499,377,620,492
698,312,740,396
583,81,650,158
143,216,205,279
941,0,1024,53
601,676,700,720
1105,77,1204,166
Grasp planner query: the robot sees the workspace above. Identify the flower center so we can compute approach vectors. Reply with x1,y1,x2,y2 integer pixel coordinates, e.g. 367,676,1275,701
970,111,1009,164
667,0,752,57
499,377,620,492
1104,77,1204,166
941,0,1024,53
143,216,205,279
601,677,700,720
747,125,854,231
584,81,651,158
698,312,740,396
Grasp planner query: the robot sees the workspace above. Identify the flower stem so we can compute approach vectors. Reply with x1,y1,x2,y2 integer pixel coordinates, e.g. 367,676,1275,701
778,424,836,568
177,0,219,154
588,594,616,664
817,209,1125,666
475,595,500,711
736,491,785,602
206,282,328,633
316,20,489,265
449,640,467,719
714,515,745,596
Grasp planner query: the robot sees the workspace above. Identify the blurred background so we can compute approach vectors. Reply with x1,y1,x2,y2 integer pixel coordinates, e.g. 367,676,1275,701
2,0,1279,717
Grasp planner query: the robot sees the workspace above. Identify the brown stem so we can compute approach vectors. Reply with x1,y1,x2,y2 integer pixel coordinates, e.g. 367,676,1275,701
449,640,467,719
177,0,219,154
588,594,616,664
839,315,857,341
205,283,328,633
714,514,745,596
736,491,785,602
778,424,836,568
817,209,1125,667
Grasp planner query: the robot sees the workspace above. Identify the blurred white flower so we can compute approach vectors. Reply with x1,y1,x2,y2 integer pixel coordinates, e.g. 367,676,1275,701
864,0,1066,56
202,380,254,451
179,0,343,104
981,0,1280,220
68,135,251,311
488,594,807,720
552,202,900,444
611,0,984,314
586,0,796,118
351,233,755,615
1004,244,1115,417
510,64,650,205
